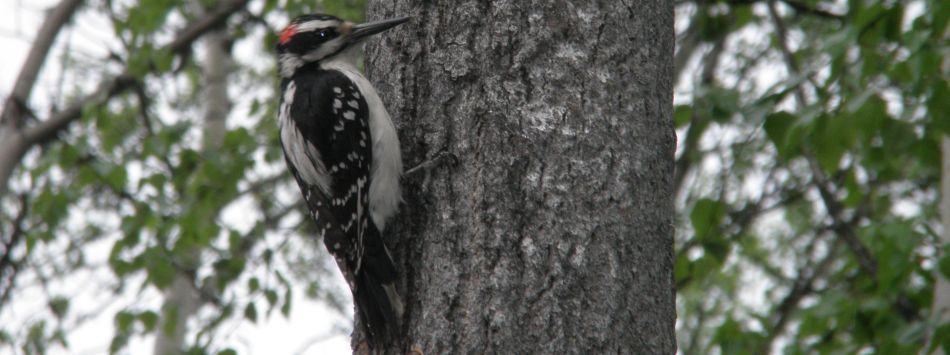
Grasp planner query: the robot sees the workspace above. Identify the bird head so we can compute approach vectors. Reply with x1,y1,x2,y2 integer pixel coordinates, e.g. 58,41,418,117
276,14,409,77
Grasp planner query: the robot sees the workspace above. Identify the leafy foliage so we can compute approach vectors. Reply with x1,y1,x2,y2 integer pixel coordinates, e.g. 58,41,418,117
674,0,948,353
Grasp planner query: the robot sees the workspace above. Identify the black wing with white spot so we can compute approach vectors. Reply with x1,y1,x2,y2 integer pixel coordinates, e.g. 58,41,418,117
278,66,400,346
287,69,373,260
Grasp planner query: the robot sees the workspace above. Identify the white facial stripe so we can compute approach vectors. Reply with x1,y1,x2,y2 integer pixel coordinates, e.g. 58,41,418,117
295,20,339,33
302,36,346,62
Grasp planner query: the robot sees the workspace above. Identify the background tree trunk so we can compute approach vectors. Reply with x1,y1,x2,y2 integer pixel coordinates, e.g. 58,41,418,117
925,29,950,355
152,26,232,355
365,0,676,353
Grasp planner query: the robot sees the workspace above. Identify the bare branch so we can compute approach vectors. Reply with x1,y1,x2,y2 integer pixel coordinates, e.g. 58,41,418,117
766,0,811,107
673,37,726,198
756,235,840,353
22,73,137,146
674,11,702,84
806,156,878,277
0,0,84,128
806,155,920,321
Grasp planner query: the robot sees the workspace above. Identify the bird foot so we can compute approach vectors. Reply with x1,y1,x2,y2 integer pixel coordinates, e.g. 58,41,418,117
404,150,458,177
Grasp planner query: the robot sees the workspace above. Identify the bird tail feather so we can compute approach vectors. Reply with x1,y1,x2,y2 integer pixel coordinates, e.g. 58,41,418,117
352,230,403,348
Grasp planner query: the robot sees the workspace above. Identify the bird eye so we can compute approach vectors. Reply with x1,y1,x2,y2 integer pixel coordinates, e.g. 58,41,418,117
318,30,328,38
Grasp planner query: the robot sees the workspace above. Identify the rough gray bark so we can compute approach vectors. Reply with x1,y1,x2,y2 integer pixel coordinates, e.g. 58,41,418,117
365,1,676,353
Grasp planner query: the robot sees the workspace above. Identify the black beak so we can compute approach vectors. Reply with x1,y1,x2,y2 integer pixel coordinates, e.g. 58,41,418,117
349,16,411,42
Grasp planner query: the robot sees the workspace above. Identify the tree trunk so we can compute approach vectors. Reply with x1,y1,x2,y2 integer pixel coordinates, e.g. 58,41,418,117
930,136,950,355
925,29,950,355
153,27,232,355
365,1,676,353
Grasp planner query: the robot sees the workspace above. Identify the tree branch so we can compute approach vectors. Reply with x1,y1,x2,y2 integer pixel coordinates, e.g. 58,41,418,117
674,37,726,198
0,0,250,197
756,234,840,353
806,156,878,277
674,10,703,85
0,0,84,128
806,155,920,321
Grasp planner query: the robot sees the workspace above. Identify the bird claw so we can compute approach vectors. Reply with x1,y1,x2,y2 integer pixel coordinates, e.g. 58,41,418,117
404,150,458,177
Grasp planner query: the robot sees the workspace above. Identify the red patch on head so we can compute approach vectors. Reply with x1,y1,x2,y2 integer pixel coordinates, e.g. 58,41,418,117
279,24,297,45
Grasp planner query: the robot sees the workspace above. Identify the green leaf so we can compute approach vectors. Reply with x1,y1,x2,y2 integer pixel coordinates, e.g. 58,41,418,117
125,0,177,36
674,253,691,286
154,48,175,73
690,198,727,240
931,323,950,354
689,255,722,284
709,88,741,122
48,297,69,319
732,6,755,29
851,95,887,144
115,311,135,332
110,333,129,354
713,317,763,354
674,105,693,128
930,80,950,135
811,114,852,172
140,310,159,331
281,288,292,317
144,247,176,289
764,111,798,158
248,277,260,294
698,12,732,42
244,303,258,323
213,257,246,290
105,165,128,192
939,251,950,280
265,289,278,307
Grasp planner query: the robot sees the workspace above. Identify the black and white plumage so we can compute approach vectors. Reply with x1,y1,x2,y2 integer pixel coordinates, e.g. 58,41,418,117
275,14,408,347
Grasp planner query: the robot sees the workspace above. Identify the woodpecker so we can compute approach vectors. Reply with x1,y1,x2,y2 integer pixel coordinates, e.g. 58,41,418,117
275,14,408,347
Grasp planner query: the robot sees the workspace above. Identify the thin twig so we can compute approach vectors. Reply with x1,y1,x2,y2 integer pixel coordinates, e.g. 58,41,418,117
757,235,840,353
673,37,727,198
806,156,878,277
806,154,919,320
